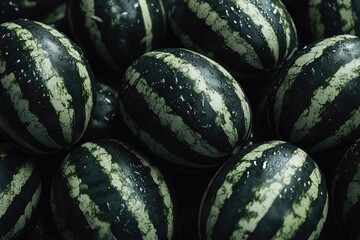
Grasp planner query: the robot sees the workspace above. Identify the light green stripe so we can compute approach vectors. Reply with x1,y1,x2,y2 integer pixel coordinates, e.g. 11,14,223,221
21,0,37,7
203,141,283,239
83,142,158,239
36,21,95,136
147,50,240,147
229,148,308,240
77,0,119,69
0,161,33,218
234,0,279,64
186,0,263,70
274,0,298,60
40,3,67,24
118,99,215,169
310,106,360,152
2,22,72,149
290,57,360,143
273,34,357,137
138,0,153,51
125,65,227,157
2,182,41,240
119,141,174,239
308,194,329,240
337,0,356,34
63,158,117,239
0,72,62,150
157,0,167,33
7,22,75,145
308,0,324,39
190,50,252,138
0,114,48,154
271,168,322,239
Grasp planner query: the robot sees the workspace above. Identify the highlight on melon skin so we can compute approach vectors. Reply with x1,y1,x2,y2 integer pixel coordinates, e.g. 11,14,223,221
50,139,176,240
0,18,96,155
67,0,168,73
118,47,252,171
169,0,298,77
266,34,360,155
198,140,329,240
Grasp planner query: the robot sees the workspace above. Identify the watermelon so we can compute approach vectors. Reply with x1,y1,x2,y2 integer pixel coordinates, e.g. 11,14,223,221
67,0,167,72
0,19,96,154
306,0,360,41
266,34,360,154
50,139,176,239
169,0,298,77
0,143,42,239
118,47,252,170
199,140,328,239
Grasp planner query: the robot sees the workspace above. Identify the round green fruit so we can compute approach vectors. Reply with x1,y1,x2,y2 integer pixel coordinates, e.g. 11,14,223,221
118,47,252,171
0,19,96,154
50,139,176,239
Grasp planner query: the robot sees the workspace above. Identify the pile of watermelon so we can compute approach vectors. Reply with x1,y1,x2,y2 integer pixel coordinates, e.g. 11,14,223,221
0,0,359,239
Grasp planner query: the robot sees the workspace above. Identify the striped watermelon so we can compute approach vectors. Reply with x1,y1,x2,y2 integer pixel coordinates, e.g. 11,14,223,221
169,0,298,77
0,19,96,154
0,143,42,239
118,47,252,170
306,0,360,41
67,0,167,72
266,34,360,154
332,138,360,239
199,140,328,240
50,139,176,239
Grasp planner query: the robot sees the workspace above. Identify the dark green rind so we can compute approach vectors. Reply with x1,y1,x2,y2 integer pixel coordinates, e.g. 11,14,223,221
67,0,167,72
82,82,120,141
118,48,252,170
170,0,298,76
0,19,96,154
50,139,175,239
332,139,360,239
0,144,42,239
307,0,360,41
199,141,328,240
0,0,65,24
266,34,360,154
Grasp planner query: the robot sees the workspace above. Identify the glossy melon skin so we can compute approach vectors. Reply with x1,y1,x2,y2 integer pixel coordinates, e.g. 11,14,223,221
199,140,328,240
306,0,360,41
0,19,96,154
82,82,121,142
67,0,167,72
0,143,42,239
170,0,298,76
332,139,360,239
50,139,176,239
266,34,360,154
118,47,252,171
